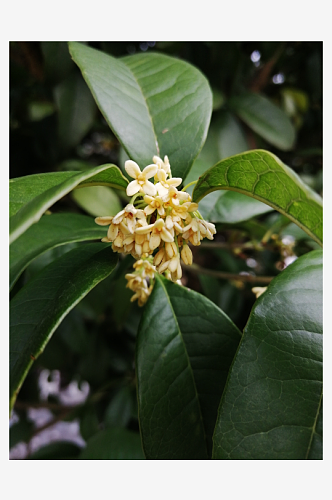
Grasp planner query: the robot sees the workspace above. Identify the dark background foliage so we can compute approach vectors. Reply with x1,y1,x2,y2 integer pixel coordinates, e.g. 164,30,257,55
9,41,322,459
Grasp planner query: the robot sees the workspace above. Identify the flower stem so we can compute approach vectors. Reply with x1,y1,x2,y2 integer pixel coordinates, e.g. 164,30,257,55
130,192,144,205
181,180,197,192
184,263,275,284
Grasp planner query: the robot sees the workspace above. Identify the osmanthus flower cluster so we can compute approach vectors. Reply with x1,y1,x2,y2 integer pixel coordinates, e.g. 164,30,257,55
95,155,216,306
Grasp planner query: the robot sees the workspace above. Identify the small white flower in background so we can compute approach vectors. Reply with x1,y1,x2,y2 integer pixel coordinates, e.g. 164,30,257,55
95,154,217,306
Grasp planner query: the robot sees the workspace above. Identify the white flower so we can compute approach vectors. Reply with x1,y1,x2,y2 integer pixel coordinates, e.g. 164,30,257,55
153,155,171,176
143,195,165,217
155,169,182,196
181,244,193,265
162,186,191,207
95,216,114,226
135,218,174,250
125,160,158,196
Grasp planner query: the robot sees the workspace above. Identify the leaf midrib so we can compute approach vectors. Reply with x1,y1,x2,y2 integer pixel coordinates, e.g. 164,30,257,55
305,390,323,459
157,276,208,457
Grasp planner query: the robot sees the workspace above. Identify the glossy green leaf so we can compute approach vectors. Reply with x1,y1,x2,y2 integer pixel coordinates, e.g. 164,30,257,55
213,250,322,459
136,275,241,459
71,185,122,217
192,150,323,245
9,164,128,243
10,243,118,412
228,92,296,150
54,71,97,151
79,428,144,459
69,42,212,179
198,190,273,224
10,213,106,290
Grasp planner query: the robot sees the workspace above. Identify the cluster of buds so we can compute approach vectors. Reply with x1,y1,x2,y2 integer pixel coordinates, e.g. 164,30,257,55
95,155,216,306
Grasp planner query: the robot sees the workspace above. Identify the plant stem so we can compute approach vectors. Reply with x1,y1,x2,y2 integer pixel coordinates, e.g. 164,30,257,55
182,180,197,192
183,263,275,284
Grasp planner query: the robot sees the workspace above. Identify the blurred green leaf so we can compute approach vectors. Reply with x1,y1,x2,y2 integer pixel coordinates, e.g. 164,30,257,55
193,150,323,245
69,42,213,179
28,101,55,122
79,428,144,459
79,405,100,441
184,112,249,187
214,111,249,159
136,275,241,459
71,185,122,217
213,250,322,459
9,164,128,243
10,243,118,412
54,71,97,151
10,213,106,290
41,42,74,84
184,113,272,224
10,417,34,449
104,386,133,428
27,441,82,460
229,92,296,150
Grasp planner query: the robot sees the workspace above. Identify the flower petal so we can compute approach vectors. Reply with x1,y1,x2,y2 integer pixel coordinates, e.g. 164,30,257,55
155,182,168,196
157,169,167,182
168,178,182,188
168,256,179,273
161,227,174,243
107,224,118,241
135,223,154,235
126,180,141,196
112,209,125,224
95,216,113,226
149,233,161,250
157,205,165,216
125,160,141,179
144,205,156,216
142,164,158,178
127,217,136,234
142,180,157,196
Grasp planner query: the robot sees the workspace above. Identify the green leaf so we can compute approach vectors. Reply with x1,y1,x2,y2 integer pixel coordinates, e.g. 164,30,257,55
79,428,144,459
213,250,322,459
183,114,272,223
136,275,241,459
104,386,133,428
27,442,82,460
79,405,100,441
10,416,34,448
9,164,128,243
69,42,213,179
198,190,273,224
10,243,118,412
213,111,250,160
41,42,74,84
192,150,323,245
228,92,296,150
71,185,122,217
10,213,106,290
54,71,97,151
